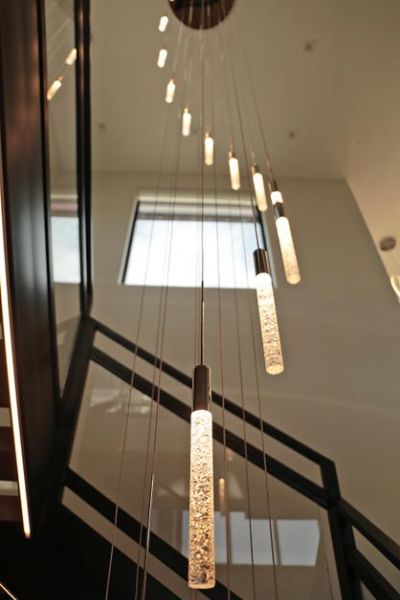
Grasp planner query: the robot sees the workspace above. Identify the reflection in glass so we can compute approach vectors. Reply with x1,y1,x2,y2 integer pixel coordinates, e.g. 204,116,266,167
45,0,81,389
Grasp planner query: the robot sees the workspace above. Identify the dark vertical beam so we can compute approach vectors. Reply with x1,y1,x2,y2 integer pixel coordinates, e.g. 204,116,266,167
322,460,363,599
75,0,93,316
36,0,61,407
0,0,57,532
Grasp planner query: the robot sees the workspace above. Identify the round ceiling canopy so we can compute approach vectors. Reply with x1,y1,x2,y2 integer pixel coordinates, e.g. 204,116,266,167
168,0,236,30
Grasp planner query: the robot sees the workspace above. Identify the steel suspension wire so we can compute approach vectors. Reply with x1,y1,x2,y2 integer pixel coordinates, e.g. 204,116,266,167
199,0,206,367
216,3,281,596
132,9,192,596
228,212,258,600
107,4,191,596
207,7,233,596
221,5,280,592
135,111,186,600
139,111,185,600
138,23,195,592
214,8,260,597
220,1,261,252
103,104,172,600
229,15,275,182
237,207,281,600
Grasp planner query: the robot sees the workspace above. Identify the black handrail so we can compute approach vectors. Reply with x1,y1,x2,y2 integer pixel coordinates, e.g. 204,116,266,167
92,318,332,467
85,317,400,600
65,469,243,600
338,499,400,570
91,346,328,508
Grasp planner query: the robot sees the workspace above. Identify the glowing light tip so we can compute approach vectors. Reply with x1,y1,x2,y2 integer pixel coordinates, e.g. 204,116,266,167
276,217,301,285
65,48,77,66
204,132,214,166
165,78,176,104
182,108,192,137
157,48,168,69
229,152,241,190
271,190,283,205
159,15,169,32
252,165,268,212
47,77,63,101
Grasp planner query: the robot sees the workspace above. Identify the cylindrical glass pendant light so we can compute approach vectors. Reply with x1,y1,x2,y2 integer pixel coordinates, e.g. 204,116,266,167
65,48,77,66
47,77,63,101
182,108,192,137
165,78,176,104
270,183,301,285
252,165,268,212
189,365,216,590
159,15,169,32
229,151,241,190
204,132,214,166
254,249,284,375
157,48,168,69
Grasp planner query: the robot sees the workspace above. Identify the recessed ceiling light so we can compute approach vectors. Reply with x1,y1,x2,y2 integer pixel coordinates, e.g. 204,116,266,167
304,39,317,53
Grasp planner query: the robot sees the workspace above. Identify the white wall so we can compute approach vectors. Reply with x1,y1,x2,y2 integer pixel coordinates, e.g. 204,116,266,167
54,169,400,595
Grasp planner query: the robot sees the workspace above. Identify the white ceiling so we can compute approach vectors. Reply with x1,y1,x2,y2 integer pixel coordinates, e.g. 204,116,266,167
48,0,400,278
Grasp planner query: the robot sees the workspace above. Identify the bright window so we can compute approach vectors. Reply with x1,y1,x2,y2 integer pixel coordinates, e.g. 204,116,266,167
123,201,265,288
51,215,80,283
181,512,320,566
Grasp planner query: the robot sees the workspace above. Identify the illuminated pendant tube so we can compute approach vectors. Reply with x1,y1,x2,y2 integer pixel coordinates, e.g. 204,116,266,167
157,48,168,69
251,164,268,212
159,15,169,32
188,365,216,590
47,76,63,101
270,182,301,285
182,108,192,137
65,48,77,66
229,151,241,190
165,78,176,104
204,132,214,166
254,249,284,375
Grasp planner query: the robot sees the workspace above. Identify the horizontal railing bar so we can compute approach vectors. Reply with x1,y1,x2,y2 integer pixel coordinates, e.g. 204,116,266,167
339,499,400,570
346,548,400,600
65,469,243,600
91,347,328,508
91,318,331,467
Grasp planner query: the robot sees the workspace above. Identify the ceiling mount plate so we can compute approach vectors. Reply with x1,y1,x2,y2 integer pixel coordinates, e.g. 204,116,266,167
169,0,236,30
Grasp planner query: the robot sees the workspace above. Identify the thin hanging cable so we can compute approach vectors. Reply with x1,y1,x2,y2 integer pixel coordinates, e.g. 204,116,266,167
209,67,233,600
219,0,260,250
229,210,258,600
230,13,274,181
104,107,172,600
199,0,206,367
206,6,233,594
215,17,258,594
134,14,193,595
237,206,280,600
139,117,184,600
139,56,192,598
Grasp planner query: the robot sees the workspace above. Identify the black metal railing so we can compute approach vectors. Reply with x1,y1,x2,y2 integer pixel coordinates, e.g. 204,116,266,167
63,315,400,600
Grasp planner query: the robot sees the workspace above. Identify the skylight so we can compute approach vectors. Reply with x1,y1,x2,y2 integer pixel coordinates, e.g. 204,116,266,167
123,200,265,288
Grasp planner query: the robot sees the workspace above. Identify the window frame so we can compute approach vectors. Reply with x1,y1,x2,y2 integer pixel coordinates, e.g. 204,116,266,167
121,195,269,289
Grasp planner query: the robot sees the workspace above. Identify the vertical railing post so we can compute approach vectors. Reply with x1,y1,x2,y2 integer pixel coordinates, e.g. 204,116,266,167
321,459,363,599
74,0,92,316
